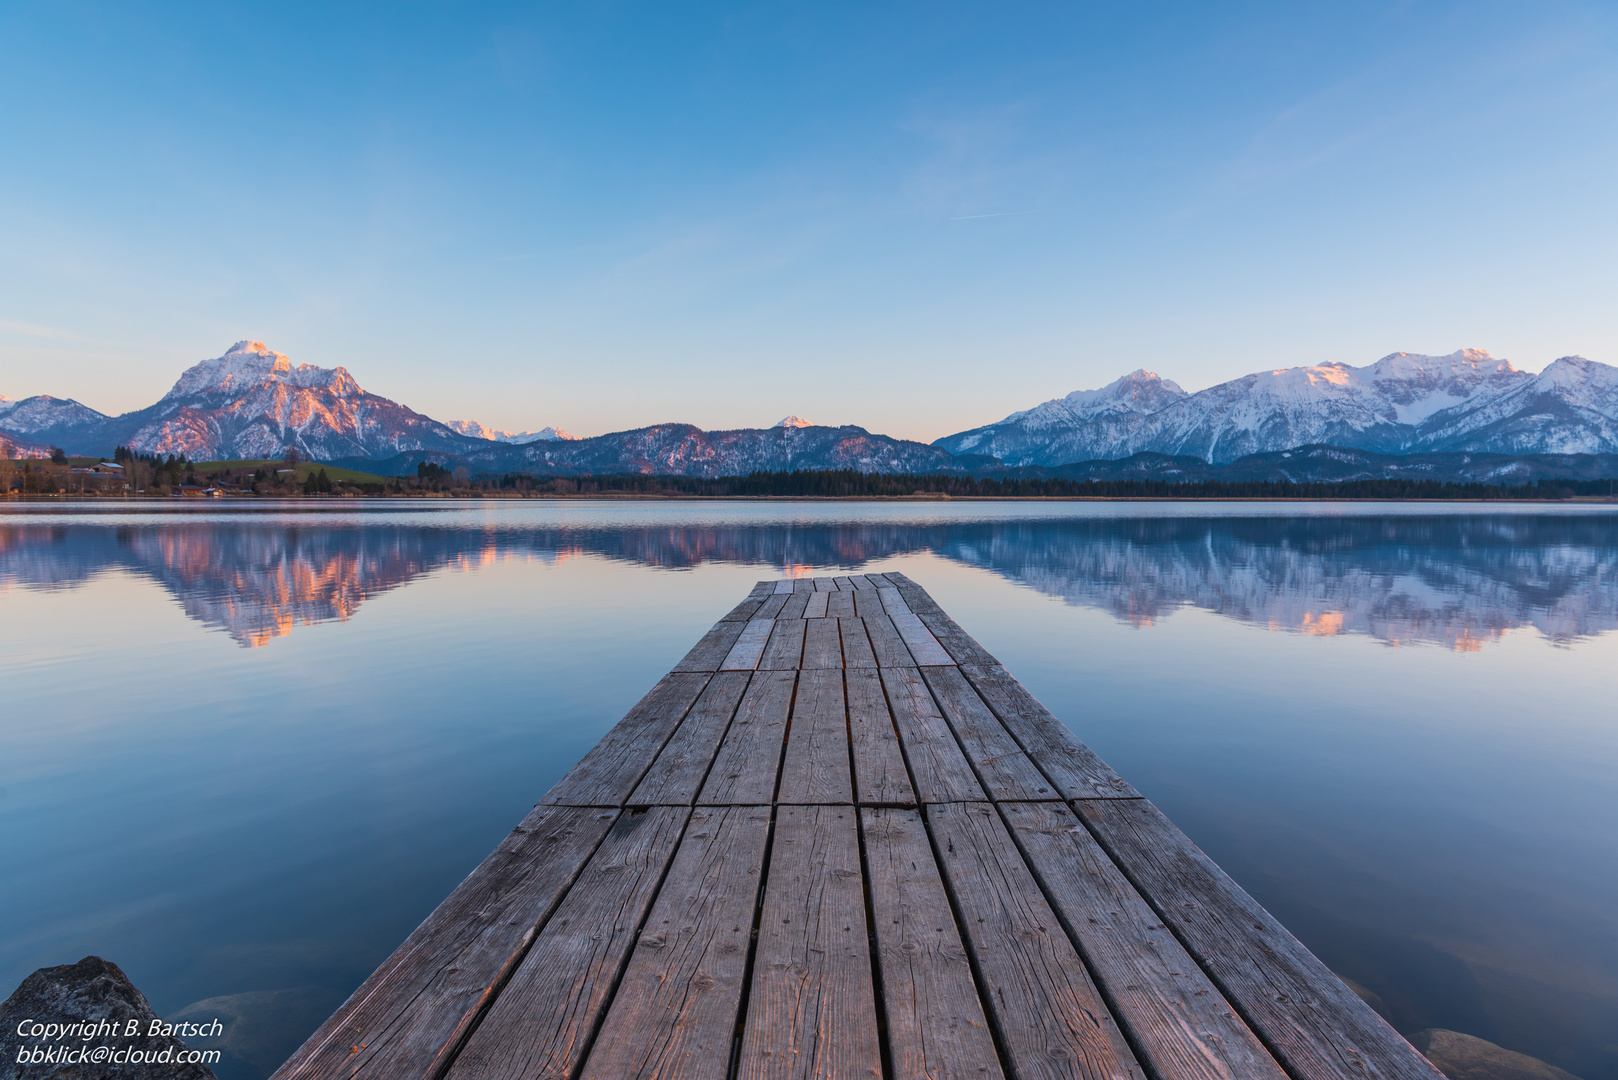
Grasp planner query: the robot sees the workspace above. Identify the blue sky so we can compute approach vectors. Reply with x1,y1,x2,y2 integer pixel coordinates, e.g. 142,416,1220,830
1,1,1614,440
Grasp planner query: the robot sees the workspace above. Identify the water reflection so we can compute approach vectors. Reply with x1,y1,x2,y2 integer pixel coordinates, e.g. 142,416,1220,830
4,512,1616,649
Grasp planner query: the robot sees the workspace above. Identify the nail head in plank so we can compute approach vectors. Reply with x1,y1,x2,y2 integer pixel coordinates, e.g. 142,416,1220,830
921,666,1055,800
776,670,853,804
847,668,915,806
272,806,617,1080
801,617,843,670
542,673,712,806
862,612,918,668
840,617,877,669
446,807,690,1080
578,806,772,1080
698,670,797,805
722,619,776,671
1076,798,1445,1080
736,806,880,1080
962,664,1139,799
629,672,753,806
1001,801,1288,1080
926,802,1145,1080
861,807,1003,1080
674,620,747,672
759,618,807,670
880,668,984,803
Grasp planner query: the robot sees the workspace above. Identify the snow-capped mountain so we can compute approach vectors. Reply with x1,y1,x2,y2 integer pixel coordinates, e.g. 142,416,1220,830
0,394,111,438
775,415,814,429
446,420,576,443
935,350,1618,465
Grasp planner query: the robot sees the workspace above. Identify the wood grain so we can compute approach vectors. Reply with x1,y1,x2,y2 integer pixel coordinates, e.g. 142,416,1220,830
1001,801,1287,1080
698,670,796,805
801,617,843,670
1077,799,1445,1080
860,808,1004,1080
542,673,712,806
926,802,1144,1080
826,590,856,618
847,669,915,806
673,620,747,672
921,665,1056,800
840,617,878,669
759,618,808,670
722,618,776,671
756,593,792,620
629,672,753,806
962,664,1139,799
779,591,812,620
880,668,984,803
777,669,853,804
878,589,955,665
862,612,918,668
802,591,830,619
814,577,840,592
736,806,881,1080
272,806,617,1080
446,807,690,1080
579,806,772,1080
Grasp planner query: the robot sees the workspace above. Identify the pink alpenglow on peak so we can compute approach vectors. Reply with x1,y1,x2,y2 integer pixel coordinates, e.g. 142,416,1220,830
446,420,576,444
775,415,814,429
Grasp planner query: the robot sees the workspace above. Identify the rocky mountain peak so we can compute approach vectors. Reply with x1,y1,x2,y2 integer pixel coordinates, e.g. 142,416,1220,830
775,415,814,429
163,341,355,401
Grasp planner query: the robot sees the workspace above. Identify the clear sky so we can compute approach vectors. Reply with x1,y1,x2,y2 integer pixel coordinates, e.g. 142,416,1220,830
2,1,1615,441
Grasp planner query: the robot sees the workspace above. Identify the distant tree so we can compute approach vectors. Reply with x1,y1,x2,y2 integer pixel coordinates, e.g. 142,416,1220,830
284,445,302,468
50,447,67,464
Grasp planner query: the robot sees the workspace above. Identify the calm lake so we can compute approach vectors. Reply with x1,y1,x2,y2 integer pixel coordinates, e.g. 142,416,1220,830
2,499,1615,1080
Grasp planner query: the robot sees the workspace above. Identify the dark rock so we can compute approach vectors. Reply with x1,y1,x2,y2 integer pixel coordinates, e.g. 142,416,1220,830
0,957,217,1080
1409,1029,1582,1080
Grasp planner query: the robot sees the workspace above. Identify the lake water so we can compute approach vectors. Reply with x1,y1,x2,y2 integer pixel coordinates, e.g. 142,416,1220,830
2,499,1615,1080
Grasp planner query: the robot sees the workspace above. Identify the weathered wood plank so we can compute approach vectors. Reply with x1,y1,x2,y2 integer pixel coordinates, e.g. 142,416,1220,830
698,670,797,805
847,669,915,806
759,618,807,670
736,806,880,1080
850,574,882,591
722,618,776,671
793,577,816,593
918,610,1001,667
801,617,843,670
803,590,830,619
814,577,839,592
673,620,747,673
962,663,1139,799
446,807,690,1080
776,669,852,804
840,617,878,669
880,572,940,613
628,672,753,806
926,802,1144,1080
833,576,854,589
880,668,984,803
779,591,812,620
542,673,713,806
862,612,918,668
756,592,792,620
1077,799,1445,1080
880,598,956,665
775,579,797,594
272,806,617,1080
920,665,1056,800
851,588,886,619
578,806,772,1080
826,589,856,618
1001,802,1288,1080
724,582,776,622
861,808,1003,1080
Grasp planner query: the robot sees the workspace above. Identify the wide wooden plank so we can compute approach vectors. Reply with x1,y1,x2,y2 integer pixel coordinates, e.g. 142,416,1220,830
851,588,886,619
862,613,918,668
446,807,690,1080
759,618,807,670
920,665,1055,800
579,806,772,1080
926,802,1144,1080
793,577,816,593
962,663,1139,799
779,591,812,620
861,808,1003,1080
673,620,747,672
1001,802,1288,1080
833,576,854,589
776,669,852,804
775,579,798,594
724,582,776,622
803,590,830,619
722,618,776,670
698,670,796,805
826,590,856,618
880,668,984,803
846,669,915,806
272,806,617,1080
736,806,880,1080
850,574,881,591
1077,799,1445,1080
880,572,941,613
756,592,792,619
840,617,877,669
814,577,839,592
879,594,955,665
918,610,1001,667
801,617,843,669
628,672,753,806
542,673,712,806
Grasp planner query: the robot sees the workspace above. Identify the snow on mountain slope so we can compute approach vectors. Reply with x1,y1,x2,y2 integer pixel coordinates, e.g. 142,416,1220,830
447,419,576,443
0,394,111,436
775,415,814,428
935,349,1613,464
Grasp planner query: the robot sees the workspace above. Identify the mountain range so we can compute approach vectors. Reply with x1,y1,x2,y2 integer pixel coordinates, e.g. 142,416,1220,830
5,341,1618,479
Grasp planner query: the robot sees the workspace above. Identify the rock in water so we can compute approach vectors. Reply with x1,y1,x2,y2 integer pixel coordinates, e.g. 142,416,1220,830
1409,1029,1582,1080
0,956,218,1079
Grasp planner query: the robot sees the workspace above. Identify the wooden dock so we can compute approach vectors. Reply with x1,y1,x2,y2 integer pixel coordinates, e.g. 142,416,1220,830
273,573,1442,1080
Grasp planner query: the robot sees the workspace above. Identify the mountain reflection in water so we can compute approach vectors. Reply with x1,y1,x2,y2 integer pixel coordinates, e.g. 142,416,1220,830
3,513,1615,649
